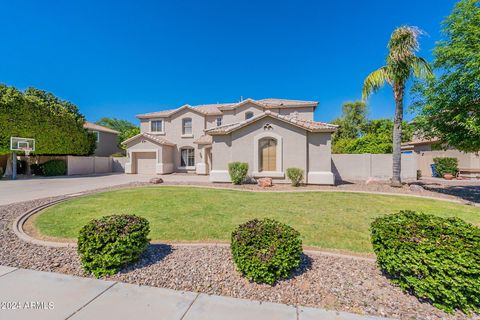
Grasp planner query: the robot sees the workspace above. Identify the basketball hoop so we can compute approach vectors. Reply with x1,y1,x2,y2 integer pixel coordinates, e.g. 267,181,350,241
22,147,33,156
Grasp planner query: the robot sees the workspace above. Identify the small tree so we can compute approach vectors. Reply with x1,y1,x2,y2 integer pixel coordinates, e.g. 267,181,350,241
286,168,304,186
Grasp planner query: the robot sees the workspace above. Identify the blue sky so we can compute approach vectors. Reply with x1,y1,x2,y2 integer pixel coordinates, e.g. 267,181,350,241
0,0,455,125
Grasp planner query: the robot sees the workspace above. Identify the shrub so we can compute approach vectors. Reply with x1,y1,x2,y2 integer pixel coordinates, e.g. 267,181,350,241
111,152,125,157
371,210,480,314
433,157,458,177
228,162,248,185
0,166,3,177
16,159,27,175
231,218,302,285
78,214,150,277
286,168,304,186
41,160,67,176
30,163,43,176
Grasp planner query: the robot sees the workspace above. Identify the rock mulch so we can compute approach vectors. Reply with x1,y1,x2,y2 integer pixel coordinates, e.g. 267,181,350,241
1,195,478,320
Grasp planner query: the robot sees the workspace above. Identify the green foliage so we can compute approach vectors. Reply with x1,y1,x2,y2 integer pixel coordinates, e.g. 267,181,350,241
331,101,368,141
77,214,150,277
332,118,414,154
96,117,140,149
231,218,302,285
41,160,67,176
413,0,480,152
371,210,480,313
286,167,304,186
228,162,248,185
0,85,95,155
433,157,458,176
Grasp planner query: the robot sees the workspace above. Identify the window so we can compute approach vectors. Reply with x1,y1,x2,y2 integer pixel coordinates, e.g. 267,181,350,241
180,148,195,167
245,112,254,120
259,138,277,171
150,120,163,132
216,117,222,126
182,118,192,135
93,131,100,143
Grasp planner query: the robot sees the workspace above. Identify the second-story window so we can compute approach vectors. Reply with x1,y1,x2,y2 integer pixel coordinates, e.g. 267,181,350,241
150,120,163,133
216,117,222,126
182,118,192,135
245,112,254,120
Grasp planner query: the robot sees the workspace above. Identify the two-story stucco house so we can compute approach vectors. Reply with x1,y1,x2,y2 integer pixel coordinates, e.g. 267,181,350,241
123,98,338,184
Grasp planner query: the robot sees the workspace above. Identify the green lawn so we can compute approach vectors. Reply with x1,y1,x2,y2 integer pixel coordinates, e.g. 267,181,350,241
33,186,480,253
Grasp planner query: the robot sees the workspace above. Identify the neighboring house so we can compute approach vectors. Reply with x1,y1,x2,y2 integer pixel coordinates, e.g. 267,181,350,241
402,137,480,177
123,98,338,184
84,122,121,157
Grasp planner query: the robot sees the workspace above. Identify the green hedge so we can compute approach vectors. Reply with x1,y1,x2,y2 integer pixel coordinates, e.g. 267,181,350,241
231,218,302,285
433,157,458,177
78,215,150,277
41,160,67,176
228,162,248,185
286,168,304,186
371,210,480,314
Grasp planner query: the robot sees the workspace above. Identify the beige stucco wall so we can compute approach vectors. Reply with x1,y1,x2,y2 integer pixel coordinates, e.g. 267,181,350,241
332,154,417,181
67,156,112,175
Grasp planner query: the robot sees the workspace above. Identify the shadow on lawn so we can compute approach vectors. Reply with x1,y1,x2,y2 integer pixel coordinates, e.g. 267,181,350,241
121,243,173,273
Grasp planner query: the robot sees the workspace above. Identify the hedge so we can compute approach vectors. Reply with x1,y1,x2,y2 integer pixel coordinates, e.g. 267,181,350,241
41,160,67,176
371,210,480,313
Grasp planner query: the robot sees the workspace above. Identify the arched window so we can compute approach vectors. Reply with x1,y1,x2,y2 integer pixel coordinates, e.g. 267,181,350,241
245,112,254,120
182,118,192,135
180,147,195,167
259,138,277,172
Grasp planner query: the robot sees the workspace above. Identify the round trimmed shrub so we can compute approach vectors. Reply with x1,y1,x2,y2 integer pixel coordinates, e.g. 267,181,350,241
231,218,302,285
286,167,304,186
371,210,480,314
228,162,249,185
78,214,150,277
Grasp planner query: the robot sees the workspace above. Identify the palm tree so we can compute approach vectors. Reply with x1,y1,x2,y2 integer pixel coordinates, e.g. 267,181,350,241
362,26,432,187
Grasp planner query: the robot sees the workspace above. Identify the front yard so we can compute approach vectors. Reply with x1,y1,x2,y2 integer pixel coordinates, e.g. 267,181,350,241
32,186,480,253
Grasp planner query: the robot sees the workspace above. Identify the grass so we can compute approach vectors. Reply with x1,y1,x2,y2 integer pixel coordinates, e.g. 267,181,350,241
33,186,480,253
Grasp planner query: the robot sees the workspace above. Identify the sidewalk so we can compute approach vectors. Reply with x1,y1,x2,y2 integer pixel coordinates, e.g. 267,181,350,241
0,266,390,320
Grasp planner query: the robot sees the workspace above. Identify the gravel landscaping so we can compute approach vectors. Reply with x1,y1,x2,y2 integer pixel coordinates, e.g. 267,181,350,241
1,191,479,320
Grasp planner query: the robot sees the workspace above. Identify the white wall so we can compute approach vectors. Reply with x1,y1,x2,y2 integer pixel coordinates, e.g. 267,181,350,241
332,154,417,181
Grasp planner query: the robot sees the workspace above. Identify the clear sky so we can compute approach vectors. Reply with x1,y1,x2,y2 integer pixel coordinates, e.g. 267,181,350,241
0,0,455,125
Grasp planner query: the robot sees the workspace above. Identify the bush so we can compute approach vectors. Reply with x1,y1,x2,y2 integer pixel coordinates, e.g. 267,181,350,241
41,160,67,176
16,159,27,175
433,157,458,177
30,163,43,176
228,162,248,185
0,166,3,177
286,168,304,186
371,210,480,314
111,152,125,157
231,218,302,285
78,214,150,277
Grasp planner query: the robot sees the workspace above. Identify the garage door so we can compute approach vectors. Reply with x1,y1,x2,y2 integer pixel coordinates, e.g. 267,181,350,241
135,152,156,174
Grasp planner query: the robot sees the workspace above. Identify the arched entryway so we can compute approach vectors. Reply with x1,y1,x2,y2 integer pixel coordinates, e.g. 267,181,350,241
259,138,277,171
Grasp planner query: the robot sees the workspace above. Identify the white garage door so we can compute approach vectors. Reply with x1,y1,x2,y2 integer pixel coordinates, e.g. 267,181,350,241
135,152,156,174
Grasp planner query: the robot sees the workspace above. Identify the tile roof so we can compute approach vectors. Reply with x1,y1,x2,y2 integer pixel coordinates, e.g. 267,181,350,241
121,133,175,146
193,134,213,145
83,121,120,134
136,98,318,119
204,110,337,134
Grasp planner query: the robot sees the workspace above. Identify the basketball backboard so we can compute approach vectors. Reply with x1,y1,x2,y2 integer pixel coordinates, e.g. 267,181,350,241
10,137,35,155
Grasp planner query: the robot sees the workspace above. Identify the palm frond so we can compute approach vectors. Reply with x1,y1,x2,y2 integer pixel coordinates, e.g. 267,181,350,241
388,26,424,63
411,56,433,79
362,67,389,100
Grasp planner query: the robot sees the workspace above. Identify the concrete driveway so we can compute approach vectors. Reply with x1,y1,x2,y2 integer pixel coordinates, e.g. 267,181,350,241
0,173,212,206
0,173,153,205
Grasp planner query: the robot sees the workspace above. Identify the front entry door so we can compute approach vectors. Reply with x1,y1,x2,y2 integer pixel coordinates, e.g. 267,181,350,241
260,138,276,171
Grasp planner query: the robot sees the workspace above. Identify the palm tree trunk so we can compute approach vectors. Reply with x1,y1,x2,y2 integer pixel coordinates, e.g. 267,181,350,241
391,85,404,187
